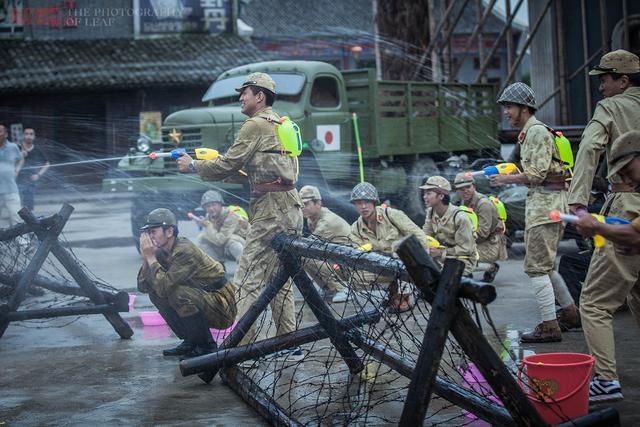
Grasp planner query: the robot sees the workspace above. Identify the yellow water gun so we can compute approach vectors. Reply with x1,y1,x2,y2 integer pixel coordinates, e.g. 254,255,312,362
549,210,630,247
467,163,521,177
148,147,220,160
357,243,373,252
426,236,444,249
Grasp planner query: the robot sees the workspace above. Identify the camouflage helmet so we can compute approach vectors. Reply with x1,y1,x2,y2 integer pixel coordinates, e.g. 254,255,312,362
201,190,224,207
140,208,177,231
350,182,379,203
497,82,536,110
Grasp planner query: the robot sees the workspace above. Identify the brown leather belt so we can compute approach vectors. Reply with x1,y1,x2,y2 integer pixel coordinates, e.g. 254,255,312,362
611,182,635,193
531,175,568,191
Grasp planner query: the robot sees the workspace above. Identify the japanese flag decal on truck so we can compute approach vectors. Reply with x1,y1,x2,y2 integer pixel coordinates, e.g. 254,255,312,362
316,125,341,151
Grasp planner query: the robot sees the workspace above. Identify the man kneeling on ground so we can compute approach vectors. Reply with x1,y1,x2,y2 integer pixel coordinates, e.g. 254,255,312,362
137,208,237,358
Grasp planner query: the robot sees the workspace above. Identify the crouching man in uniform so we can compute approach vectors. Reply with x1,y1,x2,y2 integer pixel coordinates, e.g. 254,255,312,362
300,185,351,303
196,190,247,265
137,208,237,358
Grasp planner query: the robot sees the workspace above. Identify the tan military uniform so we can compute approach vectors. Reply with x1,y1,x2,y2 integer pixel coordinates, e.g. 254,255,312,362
198,207,247,263
350,206,426,287
137,236,236,328
520,115,568,277
194,105,302,344
568,87,640,380
350,206,426,254
466,192,507,264
304,207,351,292
423,204,477,275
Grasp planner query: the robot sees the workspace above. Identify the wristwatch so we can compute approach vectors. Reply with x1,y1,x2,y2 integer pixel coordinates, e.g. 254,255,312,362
188,160,195,171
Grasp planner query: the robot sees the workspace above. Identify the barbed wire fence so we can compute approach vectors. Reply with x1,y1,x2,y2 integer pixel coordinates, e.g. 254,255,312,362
179,232,617,426
0,204,132,339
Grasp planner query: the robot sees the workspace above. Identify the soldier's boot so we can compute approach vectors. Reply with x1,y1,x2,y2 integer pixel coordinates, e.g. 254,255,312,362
557,304,581,332
482,263,500,283
159,306,194,357
387,281,413,314
520,319,562,343
179,312,218,360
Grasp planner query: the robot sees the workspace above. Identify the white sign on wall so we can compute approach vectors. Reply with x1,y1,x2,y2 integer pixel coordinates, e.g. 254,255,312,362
316,125,340,151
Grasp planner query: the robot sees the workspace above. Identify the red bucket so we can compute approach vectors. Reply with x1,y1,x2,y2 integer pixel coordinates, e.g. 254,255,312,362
518,352,594,425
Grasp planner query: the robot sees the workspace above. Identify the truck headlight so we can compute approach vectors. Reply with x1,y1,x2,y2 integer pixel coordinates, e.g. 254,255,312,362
136,136,152,153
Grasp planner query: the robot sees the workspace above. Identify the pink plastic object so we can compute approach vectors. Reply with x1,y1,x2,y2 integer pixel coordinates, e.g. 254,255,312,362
460,363,503,423
210,321,237,344
128,293,136,308
139,311,167,326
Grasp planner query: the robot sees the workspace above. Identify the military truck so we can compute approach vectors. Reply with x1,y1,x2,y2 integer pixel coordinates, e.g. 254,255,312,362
102,60,500,243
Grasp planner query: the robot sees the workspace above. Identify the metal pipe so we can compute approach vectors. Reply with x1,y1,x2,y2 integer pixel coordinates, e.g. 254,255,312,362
505,0,513,74
599,0,609,54
623,0,629,51
474,0,525,83
556,0,570,124
581,0,592,118
500,0,554,90
3,304,118,321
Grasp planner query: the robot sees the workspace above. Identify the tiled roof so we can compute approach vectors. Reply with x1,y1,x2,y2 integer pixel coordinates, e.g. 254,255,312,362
241,0,374,38
0,34,267,94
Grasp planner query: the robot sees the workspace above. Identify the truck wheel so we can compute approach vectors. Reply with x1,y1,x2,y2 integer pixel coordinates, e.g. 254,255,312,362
403,157,438,224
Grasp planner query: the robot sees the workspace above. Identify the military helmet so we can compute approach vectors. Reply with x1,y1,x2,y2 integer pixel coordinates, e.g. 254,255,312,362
201,190,224,207
350,182,379,203
235,72,276,94
497,82,536,110
589,49,640,76
607,130,640,178
420,175,452,193
140,208,177,231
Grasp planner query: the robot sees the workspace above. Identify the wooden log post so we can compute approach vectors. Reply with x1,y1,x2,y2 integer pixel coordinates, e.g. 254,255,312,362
0,214,57,242
0,272,129,309
273,239,364,375
399,258,466,426
19,205,133,339
181,309,380,376
0,205,73,338
347,330,515,426
219,366,303,427
396,235,547,426
196,266,292,383
272,234,496,305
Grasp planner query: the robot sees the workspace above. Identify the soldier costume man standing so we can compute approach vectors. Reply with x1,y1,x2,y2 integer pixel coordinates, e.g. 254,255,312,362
566,50,640,402
349,182,426,313
490,82,577,343
422,176,477,277
176,73,303,357
453,173,506,282
299,185,351,303
137,208,236,358
575,131,640,253
196,190,247,266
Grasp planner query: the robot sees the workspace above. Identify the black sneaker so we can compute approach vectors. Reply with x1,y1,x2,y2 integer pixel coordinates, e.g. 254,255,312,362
589,376,623,403
274,346,304,362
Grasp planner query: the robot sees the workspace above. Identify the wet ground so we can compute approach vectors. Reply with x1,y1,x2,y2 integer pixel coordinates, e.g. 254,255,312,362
1,187,638,425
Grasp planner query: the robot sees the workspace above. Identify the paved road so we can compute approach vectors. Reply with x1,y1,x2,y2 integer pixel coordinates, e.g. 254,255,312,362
0,190,637,425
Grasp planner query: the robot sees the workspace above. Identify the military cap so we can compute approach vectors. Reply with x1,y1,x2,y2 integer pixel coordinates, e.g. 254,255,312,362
235,72,276,94
140,208,177,231
350,182,379,203
299,185,322,201
420,175,452,193
453,172,475,189
607,131,640,178
589,50,640,76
